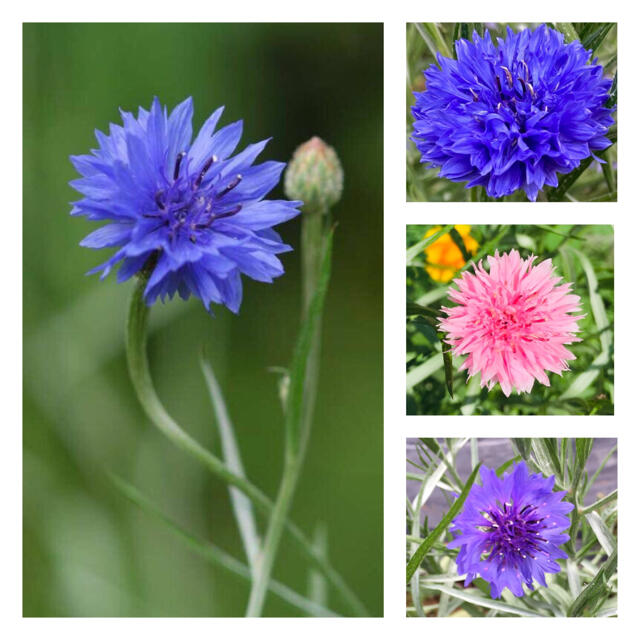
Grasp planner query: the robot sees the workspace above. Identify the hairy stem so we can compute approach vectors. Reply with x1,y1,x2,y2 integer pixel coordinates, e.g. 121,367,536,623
245,212,329,616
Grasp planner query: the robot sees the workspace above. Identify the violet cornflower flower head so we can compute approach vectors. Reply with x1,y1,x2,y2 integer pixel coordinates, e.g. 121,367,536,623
448,462,573,599
70,97,301,313
439,250,584,397
411,26,615,201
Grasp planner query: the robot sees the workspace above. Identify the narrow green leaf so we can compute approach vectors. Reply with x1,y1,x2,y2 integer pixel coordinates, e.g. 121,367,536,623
470,438,478,469
307,522,329,608
406,464,480,583
585,512,616,556
422,22,452,58
581,23,615,54
534,225,584,241
285,230,333,453
555,23,580,43
561,438,569,486
547,157,591,201
584,443,617,495
606,72,617,108
561,249,612,400
601,149,615,194
449,227,472,262
582,489,617,515
440,338,454,398
427,585,543,617
407,224,454,263
567,559,581,600
413,22,439,59
200,353,261,573
407,353,443,390
573,248,611,349
110,475,338,617
531,439,562,477
406,302,440,328
512,438,532,461
567,550,617,616
460,374,481,416
571,438,593,498
496,455,522,477
419,437,443,457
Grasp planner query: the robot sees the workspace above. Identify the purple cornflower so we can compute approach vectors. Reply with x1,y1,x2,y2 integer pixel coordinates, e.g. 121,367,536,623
70,97,301,313
411,25,615,201
448,462,573,598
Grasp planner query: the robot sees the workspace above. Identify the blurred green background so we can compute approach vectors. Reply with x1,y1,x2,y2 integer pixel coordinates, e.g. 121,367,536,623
23,23,383,616
407,225,614,415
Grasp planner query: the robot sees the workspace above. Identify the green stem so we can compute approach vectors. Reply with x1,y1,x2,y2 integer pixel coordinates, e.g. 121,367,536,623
245,211,329,616
111,474,339,617
246,452,303,616
125,274,367,616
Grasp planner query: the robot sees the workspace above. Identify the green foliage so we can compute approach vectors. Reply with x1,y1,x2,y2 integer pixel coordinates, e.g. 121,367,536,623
406,224,614,415
406,23,617,202
406,438,618,617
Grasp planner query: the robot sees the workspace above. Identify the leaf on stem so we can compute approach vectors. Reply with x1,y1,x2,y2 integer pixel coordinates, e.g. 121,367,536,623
285,230,333,454
567,549,617,616
585,511,616,556
406,464,480,583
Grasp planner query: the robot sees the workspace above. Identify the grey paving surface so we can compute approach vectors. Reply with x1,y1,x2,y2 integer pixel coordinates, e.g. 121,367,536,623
407,438,617,524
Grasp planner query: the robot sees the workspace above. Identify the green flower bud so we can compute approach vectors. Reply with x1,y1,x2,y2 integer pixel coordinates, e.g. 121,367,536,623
284,137,343,215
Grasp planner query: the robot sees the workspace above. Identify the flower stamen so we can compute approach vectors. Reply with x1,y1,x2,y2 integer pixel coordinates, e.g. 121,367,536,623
173,151,186,181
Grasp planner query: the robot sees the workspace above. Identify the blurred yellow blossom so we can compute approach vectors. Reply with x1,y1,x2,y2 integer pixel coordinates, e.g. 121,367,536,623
424,225,478,282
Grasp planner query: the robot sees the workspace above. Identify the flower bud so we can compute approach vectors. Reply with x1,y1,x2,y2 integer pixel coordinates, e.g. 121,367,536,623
284,137,343,214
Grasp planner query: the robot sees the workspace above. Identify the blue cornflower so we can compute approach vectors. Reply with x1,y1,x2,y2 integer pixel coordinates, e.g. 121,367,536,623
411,26,615,201
70,97,301,313
448,462,573,599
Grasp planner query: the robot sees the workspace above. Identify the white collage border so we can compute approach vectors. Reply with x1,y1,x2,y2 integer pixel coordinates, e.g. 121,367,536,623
3,1,638,637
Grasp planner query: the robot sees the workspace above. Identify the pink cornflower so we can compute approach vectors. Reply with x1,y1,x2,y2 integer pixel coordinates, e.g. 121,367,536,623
439,250,584,396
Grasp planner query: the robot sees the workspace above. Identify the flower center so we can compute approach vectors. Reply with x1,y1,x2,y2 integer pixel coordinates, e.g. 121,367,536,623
478,501,550,564
478,290,547,350
146,153,244,244
470,59,544,129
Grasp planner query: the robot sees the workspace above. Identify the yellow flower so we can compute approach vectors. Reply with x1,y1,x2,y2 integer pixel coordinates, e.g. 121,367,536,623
424,225,479,282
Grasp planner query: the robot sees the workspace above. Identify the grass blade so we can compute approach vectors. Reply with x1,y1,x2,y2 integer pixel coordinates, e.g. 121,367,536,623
200,353,261,573
110,475,338,617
